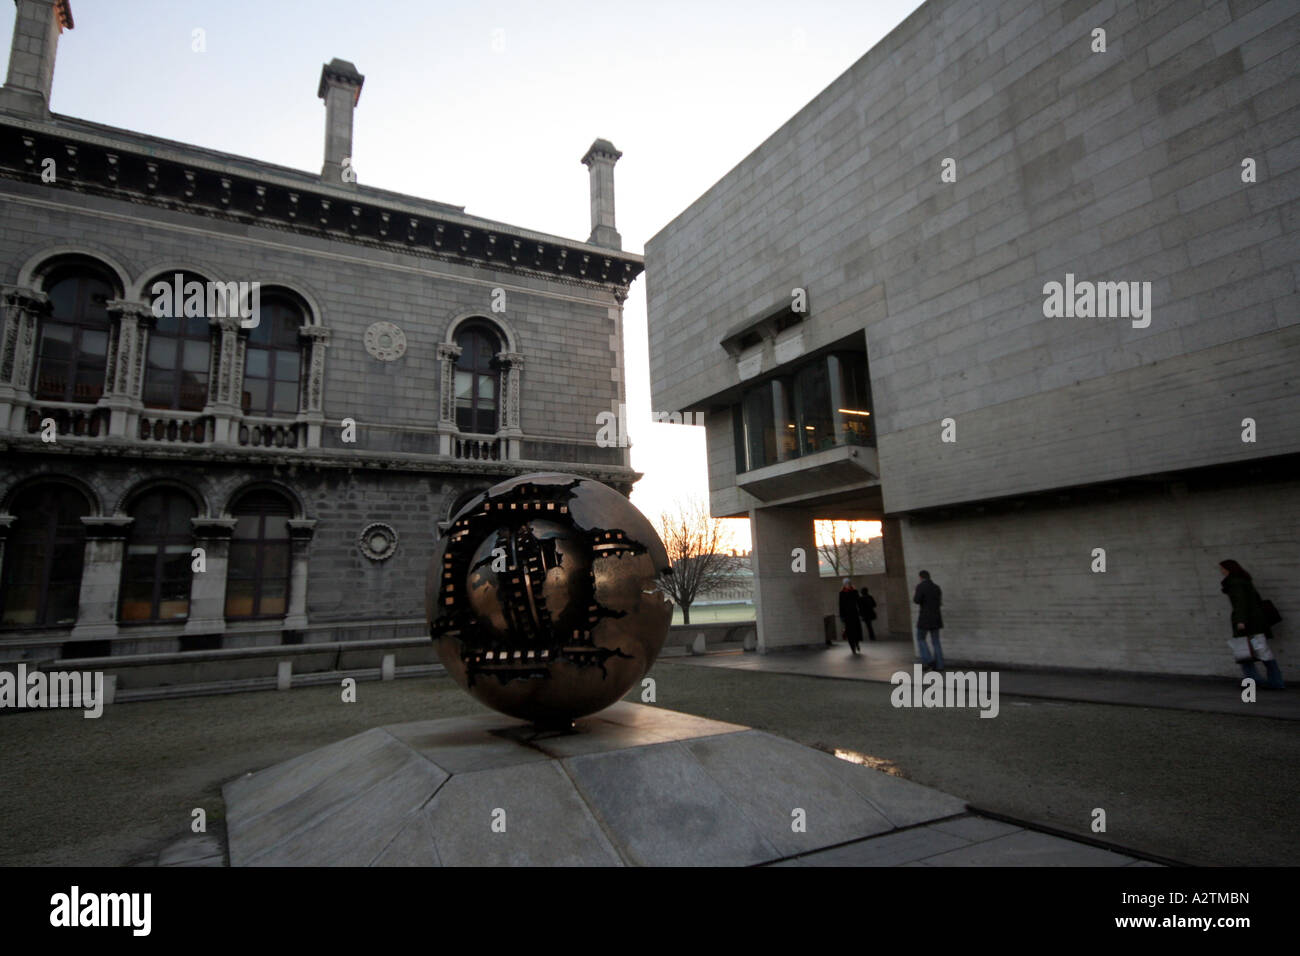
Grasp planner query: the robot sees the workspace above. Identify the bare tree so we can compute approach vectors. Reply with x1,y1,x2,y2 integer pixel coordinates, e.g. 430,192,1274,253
653,499,742,625
816,520,874,577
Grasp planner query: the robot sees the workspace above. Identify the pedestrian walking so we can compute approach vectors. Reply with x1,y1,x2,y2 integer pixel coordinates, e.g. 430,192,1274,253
858,586,877,642
1220,559,1285,689
913,570,944,670
838,578,863,656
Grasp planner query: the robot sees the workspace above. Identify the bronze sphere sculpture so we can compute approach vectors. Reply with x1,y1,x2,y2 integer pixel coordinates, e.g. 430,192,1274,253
428,473,674,724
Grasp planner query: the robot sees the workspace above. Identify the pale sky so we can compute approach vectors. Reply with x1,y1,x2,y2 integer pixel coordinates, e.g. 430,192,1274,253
7,0,922,549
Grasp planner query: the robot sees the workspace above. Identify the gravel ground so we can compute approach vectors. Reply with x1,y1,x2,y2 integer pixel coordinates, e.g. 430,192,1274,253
1,664,1295,866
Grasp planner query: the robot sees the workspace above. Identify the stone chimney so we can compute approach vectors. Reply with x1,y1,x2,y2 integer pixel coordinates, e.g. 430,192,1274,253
581,138,622,250
317,58,364,186
0,0,73,117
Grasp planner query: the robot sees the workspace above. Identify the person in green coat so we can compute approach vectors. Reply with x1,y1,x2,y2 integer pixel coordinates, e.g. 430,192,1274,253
1220,559,1284,689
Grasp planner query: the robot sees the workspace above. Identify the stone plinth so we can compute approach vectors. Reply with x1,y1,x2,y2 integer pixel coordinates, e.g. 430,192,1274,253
222,702,968,866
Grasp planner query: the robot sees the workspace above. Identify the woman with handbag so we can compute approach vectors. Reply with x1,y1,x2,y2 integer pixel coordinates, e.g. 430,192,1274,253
1219,559,1285,689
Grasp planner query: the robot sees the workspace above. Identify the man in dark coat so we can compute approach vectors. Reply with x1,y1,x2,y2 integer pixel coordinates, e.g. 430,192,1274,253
858,586,877,642
913,570,944,670
838,578,863,655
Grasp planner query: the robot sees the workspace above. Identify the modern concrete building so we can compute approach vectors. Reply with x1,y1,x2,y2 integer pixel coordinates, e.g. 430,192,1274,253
0,1,642,662
646,0,1299,675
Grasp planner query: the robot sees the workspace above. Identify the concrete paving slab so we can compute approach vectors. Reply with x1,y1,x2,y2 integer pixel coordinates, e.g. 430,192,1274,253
792,824,973,866
928,815,1023,842
816,744,969,827
371,810,443,867
684,730,895,856
425,761,621,866
222,727,395,823
920,828,1137,866
388,721,551,774
244,754,447,866
227,734,441,865
563,741,779,866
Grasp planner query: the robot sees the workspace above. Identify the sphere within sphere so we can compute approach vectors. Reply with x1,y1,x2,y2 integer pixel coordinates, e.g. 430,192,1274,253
428,473,673,724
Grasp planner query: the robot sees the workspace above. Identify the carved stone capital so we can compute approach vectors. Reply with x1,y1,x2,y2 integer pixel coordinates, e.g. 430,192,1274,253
495,351,525,369
106,300,154,323
436,342,463,362
81,515,134,540
1,285,50,315
191,517,239,539
299,324,332,342
287,518,318,540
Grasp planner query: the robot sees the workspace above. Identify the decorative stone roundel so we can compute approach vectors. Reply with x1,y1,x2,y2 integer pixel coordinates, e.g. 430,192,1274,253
364,321,407,361
359,522,398,561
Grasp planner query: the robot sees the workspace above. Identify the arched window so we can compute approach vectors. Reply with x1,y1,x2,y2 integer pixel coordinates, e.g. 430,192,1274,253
34,261,116,404
0,484,90,627
225,489,293,619
143,273,212,411
119,489,196,623
454,323,500,433
243,294,302,417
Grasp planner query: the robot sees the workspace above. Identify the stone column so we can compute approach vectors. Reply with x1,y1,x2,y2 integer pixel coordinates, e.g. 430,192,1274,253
826,353,848,447
771,379,791,462
205,315,244,444
881,516,913,643
748,505,821,653
435,342,462,456
70,515,133,641
496,350,524,460
185,517,237,636
285,519,317,631
298,325,330,448
102,300,152,438
0,285,48,432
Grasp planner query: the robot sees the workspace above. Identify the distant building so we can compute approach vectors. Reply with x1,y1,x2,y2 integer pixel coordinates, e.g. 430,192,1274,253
646,0,1299,675
0,1,643,662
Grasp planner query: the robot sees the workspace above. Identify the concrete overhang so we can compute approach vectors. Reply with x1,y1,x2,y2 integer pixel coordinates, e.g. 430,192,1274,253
737,443,879,503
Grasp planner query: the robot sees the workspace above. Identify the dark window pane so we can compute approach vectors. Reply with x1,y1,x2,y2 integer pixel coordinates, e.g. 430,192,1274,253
276,351,299,382
243,380,267,415
272,381,298,415
245,349,268,379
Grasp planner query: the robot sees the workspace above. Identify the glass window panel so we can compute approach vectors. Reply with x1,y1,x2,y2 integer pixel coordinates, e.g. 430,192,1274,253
231,517,259,541
42,323,74,345
143,373,175,408
261,545,290,579
184,315,209,338
245,349,269,379
277,351,300,382
257,593,287,617
47,281,77,318
244,380,267,415
182,341,210,373
73,365,104,402
477,375,496,404
179,373,208,411
455,370,472,400
81,329,108,357
35,361,69,400
148,337,177,369
154,314,179,336
272,381,298,415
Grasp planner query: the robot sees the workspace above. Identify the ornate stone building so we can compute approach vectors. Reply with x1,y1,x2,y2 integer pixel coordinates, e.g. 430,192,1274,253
0,0,642,662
